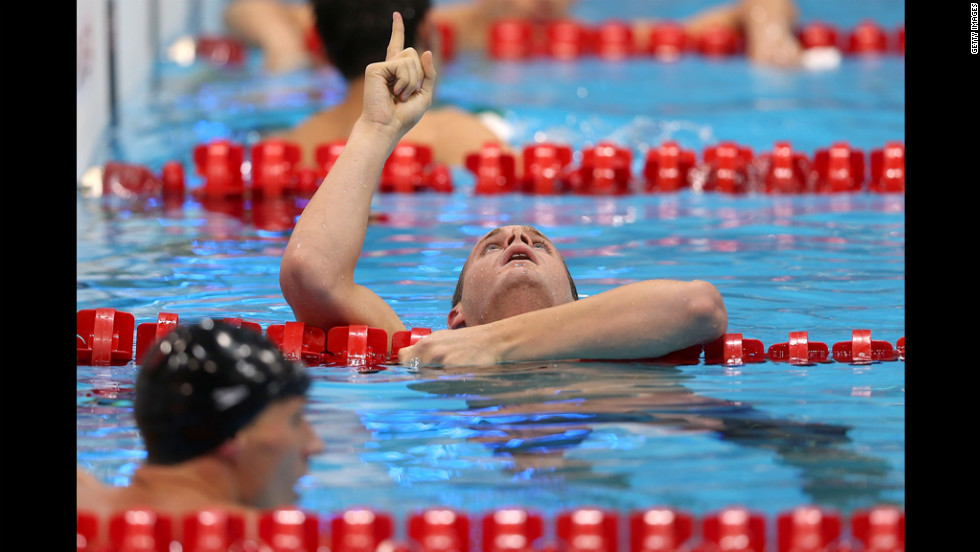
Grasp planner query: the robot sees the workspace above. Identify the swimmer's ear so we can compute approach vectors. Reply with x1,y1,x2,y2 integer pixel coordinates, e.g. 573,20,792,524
447,306,466,329
216,438,243,462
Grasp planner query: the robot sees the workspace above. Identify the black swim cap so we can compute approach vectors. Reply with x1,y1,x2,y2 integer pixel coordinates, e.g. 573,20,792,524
135,319,311,465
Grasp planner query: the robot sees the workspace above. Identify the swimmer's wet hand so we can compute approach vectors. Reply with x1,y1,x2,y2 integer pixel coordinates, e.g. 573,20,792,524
397,326,503,368
359,12,437,141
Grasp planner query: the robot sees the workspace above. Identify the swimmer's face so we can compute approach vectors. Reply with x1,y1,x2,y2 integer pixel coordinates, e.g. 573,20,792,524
480,0,577,22
234,397,324,508
450,225,576,328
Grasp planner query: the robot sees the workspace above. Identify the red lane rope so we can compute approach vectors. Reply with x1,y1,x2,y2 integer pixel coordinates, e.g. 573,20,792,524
186,18,903,72
76,504,905,552
482,19,904,62
76,309,905,368
94,139,904,207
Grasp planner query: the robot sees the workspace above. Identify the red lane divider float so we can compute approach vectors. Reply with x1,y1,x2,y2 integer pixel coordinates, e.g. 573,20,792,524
846,20,890,55
812,141,865,193
522,143,574,194
135,312,180,364
767,331,830,365
643,141,696,193
183,508,248,552
630,507,694,552
695,141,755,194
331,508,394,552
851,505,905,552
545,19,593,60
466,142,519,194
267,321,328,365
260,508,322,552
869,142,905,193
410,508,470,552
483,508,544,552
485,19,903,62
489,18,537,60
250,139,303,197
392,327,433,362
193,139,246,197
76,308,135,366
109,508,174,552
647,22,690,61
194,36,247,67
759,141,811,194
100,160,185,208
700,507,766,552
695,25,743,58
93,138,904,225
221,317,263,334
776,506,842,552
77,504,906,552
703,333,766,366
556,507,618,552
76,309,905,368
76,510,100,552
797,22,840,50
832,329,900,364
327,325,389,367
315,140,348,183
570,141,634,195
381,142,454,193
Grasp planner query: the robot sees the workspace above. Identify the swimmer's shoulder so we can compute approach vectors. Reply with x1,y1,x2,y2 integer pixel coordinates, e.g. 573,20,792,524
421,106,512,143
283,108,355,164
77,467,116,515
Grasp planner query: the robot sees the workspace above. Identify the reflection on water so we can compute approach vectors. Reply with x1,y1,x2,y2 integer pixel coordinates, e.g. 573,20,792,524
78,356,900,516
296,360,897,516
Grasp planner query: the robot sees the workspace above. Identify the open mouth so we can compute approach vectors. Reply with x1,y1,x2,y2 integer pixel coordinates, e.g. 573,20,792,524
503,245,537,265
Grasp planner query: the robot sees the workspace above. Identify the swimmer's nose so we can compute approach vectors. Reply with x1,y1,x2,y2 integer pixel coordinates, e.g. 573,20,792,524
505,229,532,246
308,436,325,457
304,420,326,455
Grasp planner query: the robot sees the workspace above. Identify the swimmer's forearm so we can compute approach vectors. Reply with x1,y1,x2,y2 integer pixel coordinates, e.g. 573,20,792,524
280,121,401,330
491,280,728,362
284,121,398,275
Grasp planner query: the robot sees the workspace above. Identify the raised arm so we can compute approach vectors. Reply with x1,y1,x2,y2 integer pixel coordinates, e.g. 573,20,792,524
398,279,728,366
279,13,436,340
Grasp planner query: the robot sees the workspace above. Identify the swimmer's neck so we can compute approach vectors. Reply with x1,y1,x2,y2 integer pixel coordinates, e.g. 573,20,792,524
131,457,244,509
344,77,365,105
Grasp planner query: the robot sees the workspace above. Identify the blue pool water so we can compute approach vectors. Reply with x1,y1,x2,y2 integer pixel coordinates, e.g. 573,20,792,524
77,0,905,523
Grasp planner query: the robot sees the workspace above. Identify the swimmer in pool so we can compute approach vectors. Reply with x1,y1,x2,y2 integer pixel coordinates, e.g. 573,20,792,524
224,0,803,73
76,320,323,539
280,0,505,167
278,12,729,367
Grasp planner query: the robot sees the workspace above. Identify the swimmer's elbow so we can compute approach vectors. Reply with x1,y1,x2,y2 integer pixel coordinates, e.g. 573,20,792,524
278,250,346,314
685,280,728,343
278,254,308,311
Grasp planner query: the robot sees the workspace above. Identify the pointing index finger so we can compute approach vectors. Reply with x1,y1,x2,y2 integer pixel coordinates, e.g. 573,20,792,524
386,12,404,61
